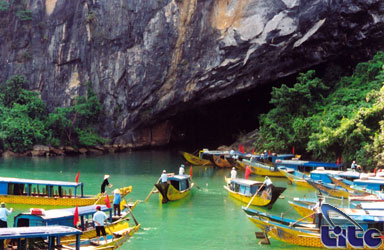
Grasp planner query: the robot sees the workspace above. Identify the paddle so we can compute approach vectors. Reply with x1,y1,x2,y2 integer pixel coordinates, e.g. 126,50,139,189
289,211,316,227
246,183,265,209
93,193,104,205
144,177,161,202
128,207,139,226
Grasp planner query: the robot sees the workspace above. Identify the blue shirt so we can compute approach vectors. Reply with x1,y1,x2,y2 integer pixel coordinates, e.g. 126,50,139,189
93,211,108,226
113,193,121,205
0,208,11,222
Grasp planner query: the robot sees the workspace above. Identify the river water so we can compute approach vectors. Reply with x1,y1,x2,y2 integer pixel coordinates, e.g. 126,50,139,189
0,150,322,250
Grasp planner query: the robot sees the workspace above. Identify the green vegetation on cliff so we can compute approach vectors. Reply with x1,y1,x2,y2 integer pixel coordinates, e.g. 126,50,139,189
255,52,384,170
0,75,105,152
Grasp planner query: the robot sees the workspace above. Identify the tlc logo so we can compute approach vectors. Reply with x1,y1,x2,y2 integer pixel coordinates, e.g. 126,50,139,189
321,225,382,248
320,203,384,249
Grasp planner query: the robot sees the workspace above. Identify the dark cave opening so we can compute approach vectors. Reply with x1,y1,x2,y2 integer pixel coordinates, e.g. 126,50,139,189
166,56,365,152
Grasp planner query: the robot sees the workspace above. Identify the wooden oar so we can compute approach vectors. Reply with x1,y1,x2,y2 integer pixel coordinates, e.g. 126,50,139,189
93,193,104,205
289,212,316,227
246,183,265,209
128,207,139,226
144,177,161,202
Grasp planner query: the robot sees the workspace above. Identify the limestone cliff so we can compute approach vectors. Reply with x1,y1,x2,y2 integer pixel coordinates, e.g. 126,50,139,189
1,0,383,147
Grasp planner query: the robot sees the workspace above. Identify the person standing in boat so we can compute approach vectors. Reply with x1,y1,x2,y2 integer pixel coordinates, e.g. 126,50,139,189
161,170,168,183
351,161,357,171
312,197,323,228
230,167,237,180
179,164,185,175
0,202,13,228
113,189,121,216
101,174,113,194
93,206,108,244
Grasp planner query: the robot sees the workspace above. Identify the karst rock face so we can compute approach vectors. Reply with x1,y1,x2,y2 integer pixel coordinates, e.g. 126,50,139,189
1,0,383,147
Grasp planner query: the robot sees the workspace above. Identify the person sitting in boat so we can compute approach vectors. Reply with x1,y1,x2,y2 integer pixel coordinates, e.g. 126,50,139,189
351,161,357,171
101,174,113,194
0,202,13,228
113,189,121,216
179,164,185,175
93,205,108,244
161,170,168,183
262,150,269,161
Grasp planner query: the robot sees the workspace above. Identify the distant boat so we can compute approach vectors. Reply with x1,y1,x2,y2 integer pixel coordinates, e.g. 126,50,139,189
155,174,194,203
181,151,213,166
212,155,232,168
0,177,132,206
224,177,285,208
277,167,313,188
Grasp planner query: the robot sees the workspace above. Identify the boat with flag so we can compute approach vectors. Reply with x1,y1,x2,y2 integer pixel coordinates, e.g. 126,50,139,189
14,203,140,243
0,176,132,206
154,174,194,203
224,177,285,208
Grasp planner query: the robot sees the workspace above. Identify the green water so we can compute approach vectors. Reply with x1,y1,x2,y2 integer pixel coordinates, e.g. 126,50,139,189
0,150,321,249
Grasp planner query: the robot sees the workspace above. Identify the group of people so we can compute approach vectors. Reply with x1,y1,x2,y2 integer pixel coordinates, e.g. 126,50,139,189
160,164,187,183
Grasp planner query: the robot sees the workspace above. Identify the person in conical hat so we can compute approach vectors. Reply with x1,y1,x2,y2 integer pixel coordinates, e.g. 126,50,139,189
101,174,113,194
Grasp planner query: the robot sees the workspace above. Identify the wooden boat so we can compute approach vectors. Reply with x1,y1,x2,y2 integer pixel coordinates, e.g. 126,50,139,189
61,226,140,250
242,204,384,248
0,226,82,250
306,178,369,199
277,167,313,188
224,177,285,208
14,203,140,243
240,159,285,177
274,160,340,173
155,174,194,203
212,155,232,168
181,151,213,166
0,177,132,206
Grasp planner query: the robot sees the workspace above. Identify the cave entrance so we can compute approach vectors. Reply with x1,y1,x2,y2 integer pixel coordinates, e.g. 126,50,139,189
168,83,274,151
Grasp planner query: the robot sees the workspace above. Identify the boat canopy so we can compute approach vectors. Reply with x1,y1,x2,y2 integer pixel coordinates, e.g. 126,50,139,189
14,205,112,228
0,226,82,250
231,178,263,187
275,160,340,172
0,177,82,187
0,226,81,239
0,177,84,197
168,175,190,181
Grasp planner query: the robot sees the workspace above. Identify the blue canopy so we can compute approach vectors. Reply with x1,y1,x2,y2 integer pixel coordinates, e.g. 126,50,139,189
0,177,83,188
0,226,81,239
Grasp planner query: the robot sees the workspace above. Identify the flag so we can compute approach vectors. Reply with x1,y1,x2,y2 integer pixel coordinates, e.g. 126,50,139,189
75,171,80,183
268,150,271,156
189,166,193,177
337,157,340,166
292,146,295,155
239,144,245,154
73,205,79,226
245,165,251,179
252,148,255,154
104,194,111,208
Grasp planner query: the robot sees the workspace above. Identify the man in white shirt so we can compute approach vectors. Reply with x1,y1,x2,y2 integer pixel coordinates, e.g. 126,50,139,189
161,170,168,183
179,164,185,175
230,167,237,179
93,206,108,244
0,202,13,228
